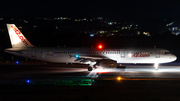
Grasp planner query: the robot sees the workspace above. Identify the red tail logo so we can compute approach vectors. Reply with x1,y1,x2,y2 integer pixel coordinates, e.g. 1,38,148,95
11,25,28,46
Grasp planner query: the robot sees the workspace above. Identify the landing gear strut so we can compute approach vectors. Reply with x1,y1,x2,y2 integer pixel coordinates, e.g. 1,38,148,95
154,63,159,70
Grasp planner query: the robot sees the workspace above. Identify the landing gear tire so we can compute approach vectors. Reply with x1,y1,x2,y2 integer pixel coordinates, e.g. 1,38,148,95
88,66,93,71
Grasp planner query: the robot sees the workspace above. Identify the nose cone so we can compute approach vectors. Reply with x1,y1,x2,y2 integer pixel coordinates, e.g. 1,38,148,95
171,54,177,62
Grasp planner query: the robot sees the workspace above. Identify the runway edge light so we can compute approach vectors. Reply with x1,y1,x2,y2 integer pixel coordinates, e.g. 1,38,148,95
26,80,31,83
117,77,121,80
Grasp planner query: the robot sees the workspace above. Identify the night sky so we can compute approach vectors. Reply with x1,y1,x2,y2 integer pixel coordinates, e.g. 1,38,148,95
1,0,180,20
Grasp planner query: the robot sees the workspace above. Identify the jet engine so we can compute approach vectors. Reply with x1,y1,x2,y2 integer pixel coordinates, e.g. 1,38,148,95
85,59,117,71
95,59,117,69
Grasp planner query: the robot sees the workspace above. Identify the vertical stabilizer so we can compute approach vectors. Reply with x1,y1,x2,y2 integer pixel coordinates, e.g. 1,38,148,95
6,24,34,48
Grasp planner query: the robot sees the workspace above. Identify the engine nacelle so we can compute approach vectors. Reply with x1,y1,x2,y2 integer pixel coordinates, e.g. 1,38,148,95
96,59,117,69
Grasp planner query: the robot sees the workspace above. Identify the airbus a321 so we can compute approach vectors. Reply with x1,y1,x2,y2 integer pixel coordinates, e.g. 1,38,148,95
5,24,177,71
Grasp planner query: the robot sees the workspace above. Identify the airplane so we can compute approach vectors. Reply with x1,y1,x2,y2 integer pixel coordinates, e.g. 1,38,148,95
4,24,177,71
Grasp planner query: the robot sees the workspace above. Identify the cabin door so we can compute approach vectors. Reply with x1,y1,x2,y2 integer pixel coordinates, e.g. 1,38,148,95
121,50,125,58
155,49,160,58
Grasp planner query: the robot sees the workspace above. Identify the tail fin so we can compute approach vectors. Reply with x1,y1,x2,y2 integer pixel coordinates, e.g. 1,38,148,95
6,24,34,48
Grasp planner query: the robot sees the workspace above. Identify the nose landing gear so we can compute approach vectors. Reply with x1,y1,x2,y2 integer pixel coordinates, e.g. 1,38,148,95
154,63,159,70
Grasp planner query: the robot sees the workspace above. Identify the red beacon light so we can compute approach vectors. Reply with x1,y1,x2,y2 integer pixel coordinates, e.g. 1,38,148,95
98,45,103,49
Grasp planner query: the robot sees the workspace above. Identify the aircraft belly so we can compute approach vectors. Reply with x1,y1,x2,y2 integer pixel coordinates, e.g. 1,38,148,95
117,57,155,63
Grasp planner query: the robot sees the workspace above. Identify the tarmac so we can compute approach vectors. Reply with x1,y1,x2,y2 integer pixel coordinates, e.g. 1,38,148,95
1,61,180,100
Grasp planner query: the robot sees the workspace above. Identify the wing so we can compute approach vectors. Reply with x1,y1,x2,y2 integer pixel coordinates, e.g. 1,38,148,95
73,55,108,63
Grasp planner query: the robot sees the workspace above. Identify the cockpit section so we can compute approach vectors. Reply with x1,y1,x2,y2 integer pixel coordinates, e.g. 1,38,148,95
159,49,177,63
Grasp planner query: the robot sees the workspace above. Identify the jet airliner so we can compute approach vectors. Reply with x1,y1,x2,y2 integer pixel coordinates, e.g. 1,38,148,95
5,24,177,71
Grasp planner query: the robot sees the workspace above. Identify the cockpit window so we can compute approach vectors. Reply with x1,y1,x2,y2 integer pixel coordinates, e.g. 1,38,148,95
165,52,170,54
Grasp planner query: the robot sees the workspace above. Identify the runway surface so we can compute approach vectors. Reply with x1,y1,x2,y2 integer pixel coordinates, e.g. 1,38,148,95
1,62,180,100
1,62,180,84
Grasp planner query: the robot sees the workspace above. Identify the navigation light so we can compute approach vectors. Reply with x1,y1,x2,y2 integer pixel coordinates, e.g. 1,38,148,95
75,54,79,58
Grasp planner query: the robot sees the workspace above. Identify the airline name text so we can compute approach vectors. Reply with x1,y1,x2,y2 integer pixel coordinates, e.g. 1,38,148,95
132,54,150,57
11,25,28,46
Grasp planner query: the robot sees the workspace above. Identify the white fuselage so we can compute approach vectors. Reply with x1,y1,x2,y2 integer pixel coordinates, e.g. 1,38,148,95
5,24,177,71
4,47,177,64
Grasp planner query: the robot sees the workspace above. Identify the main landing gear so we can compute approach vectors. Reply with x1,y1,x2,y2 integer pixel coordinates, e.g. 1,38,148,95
88,66,93,71
88,65,97,71
87,62,97,71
